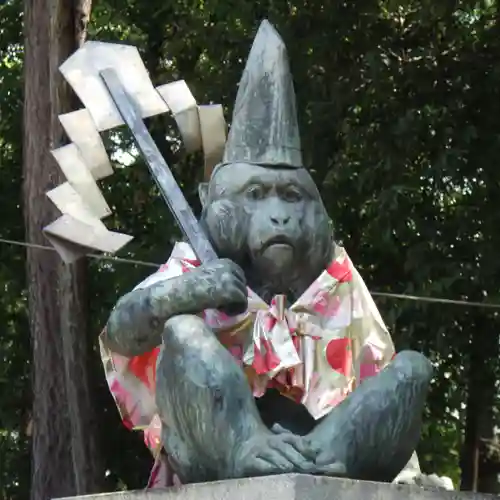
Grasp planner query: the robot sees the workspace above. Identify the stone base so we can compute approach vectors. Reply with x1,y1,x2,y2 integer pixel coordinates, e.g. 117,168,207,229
56,474,495,500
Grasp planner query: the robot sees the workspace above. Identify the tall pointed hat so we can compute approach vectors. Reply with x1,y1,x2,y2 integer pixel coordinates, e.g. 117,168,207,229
222,20,303,168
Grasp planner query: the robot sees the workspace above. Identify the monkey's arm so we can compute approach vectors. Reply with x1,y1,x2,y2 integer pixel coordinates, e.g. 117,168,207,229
103,274,204,357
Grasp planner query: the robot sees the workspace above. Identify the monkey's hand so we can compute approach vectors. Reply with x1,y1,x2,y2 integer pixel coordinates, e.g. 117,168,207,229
185,258,248,316
234,429,318,477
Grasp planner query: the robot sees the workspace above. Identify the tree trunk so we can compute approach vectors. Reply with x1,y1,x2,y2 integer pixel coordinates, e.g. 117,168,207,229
23,1,103,499
460,314,499,493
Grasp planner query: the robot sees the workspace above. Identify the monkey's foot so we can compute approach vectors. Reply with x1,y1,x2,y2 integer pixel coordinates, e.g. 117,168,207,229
234,428,320,477
308,448,348,477
266,423,347,478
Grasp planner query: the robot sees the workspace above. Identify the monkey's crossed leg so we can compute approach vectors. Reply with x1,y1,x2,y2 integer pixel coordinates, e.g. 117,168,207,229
155,314,432,484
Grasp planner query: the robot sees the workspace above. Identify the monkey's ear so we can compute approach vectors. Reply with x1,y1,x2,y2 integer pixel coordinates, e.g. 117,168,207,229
198,182,209,208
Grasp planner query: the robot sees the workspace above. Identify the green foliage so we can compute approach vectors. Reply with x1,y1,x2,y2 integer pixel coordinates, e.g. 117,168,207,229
2,0,500,496
0,0,30,498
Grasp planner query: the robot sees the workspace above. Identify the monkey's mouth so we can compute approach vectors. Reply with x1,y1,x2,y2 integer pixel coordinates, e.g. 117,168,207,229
259,236,294,254
253,236,296,270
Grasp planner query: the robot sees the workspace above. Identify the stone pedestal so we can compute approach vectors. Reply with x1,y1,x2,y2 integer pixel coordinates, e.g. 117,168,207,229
56,474,495,500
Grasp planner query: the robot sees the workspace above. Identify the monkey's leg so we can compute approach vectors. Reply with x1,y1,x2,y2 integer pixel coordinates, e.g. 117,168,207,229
306,350,433,483
155,314,266,482
156,314,317,483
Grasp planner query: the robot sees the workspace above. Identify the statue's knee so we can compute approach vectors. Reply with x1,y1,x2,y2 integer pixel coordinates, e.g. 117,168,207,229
157,314,217,388
162,314,228,364
392,350,433,383
163,314,208,342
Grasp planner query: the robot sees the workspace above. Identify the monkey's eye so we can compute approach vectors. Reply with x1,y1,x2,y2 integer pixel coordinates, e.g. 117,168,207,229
246,185,266,201
282,187,303,202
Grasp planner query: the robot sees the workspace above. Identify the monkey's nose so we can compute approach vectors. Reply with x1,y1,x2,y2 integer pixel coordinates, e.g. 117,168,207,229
270,215,290,226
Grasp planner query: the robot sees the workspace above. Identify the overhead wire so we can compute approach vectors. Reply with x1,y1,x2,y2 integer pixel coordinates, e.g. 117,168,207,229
0,237,158,268
1,236,500,309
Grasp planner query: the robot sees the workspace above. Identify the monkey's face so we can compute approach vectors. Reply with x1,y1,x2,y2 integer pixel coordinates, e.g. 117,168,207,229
199,163,333,300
